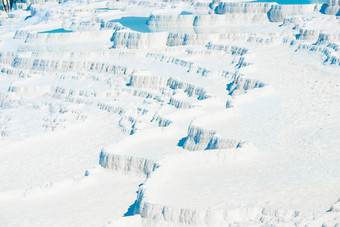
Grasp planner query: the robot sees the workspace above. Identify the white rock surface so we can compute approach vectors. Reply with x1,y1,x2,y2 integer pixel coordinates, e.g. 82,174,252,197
0,0,339,226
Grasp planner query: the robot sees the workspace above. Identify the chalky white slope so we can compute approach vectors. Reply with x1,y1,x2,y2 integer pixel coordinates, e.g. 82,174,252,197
0,0,339,226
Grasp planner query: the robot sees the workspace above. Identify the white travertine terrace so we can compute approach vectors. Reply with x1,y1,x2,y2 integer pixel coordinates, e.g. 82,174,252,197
0,0,339,226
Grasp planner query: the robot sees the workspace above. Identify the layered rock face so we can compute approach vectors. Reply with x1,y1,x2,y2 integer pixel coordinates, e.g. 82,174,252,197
180,124,243,151
214,2,319,22
135,198,301,226
144,1,321,33
1,0,13,12
147,14,196,27
194,13,270,25
214,2,273,14
226,74,265,96
289,16,340,66
267,4,318,22
147,13,270,28
111,31,169,49
99,150,159,176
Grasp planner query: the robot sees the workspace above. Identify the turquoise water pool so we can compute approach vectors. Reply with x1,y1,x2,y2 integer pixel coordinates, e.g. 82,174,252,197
39,28,73,34
96,8,119,10
180,11,193,15
110,17,151,33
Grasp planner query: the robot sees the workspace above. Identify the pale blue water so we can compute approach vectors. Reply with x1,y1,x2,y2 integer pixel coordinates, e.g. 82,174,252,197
251,0,325,4
180,11,193,15
96,8,119,10
39,28,73,33
110,17,151,33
